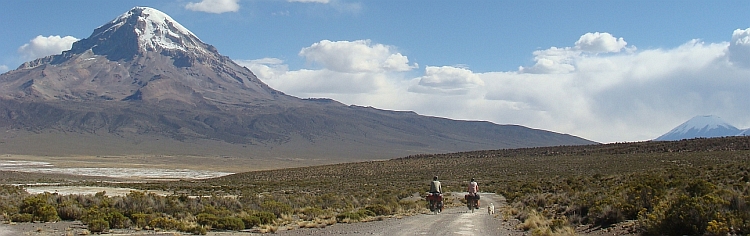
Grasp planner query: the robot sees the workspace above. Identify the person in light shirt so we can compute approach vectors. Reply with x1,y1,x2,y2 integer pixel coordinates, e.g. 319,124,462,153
468,178,479,208
430,176,442,194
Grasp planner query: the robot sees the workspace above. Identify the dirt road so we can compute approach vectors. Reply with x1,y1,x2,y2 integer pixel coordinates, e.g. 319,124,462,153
0,193,525,236
277,192,524,236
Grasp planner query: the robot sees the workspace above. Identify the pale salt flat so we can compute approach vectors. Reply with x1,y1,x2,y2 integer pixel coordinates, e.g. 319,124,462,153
0,160,232,180
24,186,171,197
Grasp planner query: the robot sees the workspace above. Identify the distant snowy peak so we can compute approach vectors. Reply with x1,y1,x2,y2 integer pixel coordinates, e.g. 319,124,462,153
669,115,735,134
655,115,741,141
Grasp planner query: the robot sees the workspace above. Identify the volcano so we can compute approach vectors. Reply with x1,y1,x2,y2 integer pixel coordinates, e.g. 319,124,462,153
0,7,594,162
2,7,288,106
655,115,743,141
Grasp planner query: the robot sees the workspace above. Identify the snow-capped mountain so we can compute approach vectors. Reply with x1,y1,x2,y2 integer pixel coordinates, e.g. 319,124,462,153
106,7,208,54
2,6,286,105
0,6,595,160
655,115,742,141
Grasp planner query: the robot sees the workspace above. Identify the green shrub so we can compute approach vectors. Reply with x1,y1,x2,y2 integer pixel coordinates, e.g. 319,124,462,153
82,207,107,226
130,213,157,229
57,202,83,220
241,215,261,228
685,179,715,198
706,219,730,235
261,200,292,217
20,194,59,222
336,208,375,222
642,193,727,236
36,204,59,222
196,213,219,227
149,216,181,230
589,204,623,226
11,213,33,222
0,185,26,215
365,204,392,216
189,225,208,235
108,211,131,229
301,207,326,220
218,216,245,230
88,218,110,233
253,211,276,225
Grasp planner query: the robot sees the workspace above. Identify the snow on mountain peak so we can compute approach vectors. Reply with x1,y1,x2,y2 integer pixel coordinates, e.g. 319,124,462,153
674,115,733,133
655,115,741,141
96,6,207,54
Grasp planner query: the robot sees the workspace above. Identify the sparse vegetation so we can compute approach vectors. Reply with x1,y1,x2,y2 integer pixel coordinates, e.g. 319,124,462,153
0,136,749,234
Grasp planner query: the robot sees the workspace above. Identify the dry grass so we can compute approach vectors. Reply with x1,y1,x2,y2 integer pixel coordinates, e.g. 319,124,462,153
257,224,278,233
517,210,576,236
517,210,550,231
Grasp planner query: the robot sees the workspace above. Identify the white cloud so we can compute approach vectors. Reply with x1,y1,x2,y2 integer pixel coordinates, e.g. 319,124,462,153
520,32,631,74
299,39,417,73
0,65,8,73
288,0,330,3
409,66,484,95
727,27,750,68
484,37,737,142
277,69,393,95
237,40,418,97
17,35,78,61
574,32,628,53
185,0,240,14
235,58,289,84
238,41,411,96
519,47,579,74
245,30,750,143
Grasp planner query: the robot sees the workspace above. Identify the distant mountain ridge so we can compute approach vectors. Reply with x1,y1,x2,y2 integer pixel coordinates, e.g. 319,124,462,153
655,115,748,141
0,7,594,161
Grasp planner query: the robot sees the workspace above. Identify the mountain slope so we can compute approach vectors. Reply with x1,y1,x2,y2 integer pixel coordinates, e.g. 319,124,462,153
2,7,289,106
655,115,741,141
0,7,595,161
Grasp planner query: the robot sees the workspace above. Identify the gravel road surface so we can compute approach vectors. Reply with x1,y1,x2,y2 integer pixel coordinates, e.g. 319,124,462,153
276,192,524,236
0,193,526,236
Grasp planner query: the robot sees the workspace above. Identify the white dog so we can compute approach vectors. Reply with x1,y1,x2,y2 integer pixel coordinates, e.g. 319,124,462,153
487,203,495,215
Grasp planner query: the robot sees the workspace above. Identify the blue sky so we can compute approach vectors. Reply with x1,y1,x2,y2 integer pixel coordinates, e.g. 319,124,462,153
2,0,750,143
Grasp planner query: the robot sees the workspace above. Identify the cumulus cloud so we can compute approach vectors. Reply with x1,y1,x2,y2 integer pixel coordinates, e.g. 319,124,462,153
239,40,416,96
17,35,78,61
237,40,417,98
245,30,750,143
727,27,750,67
299,40,417,73
185,0,240,14
0,65,8,73
409,66,484,95
519,47,579,74
520,32,630,74
574,32,628,53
